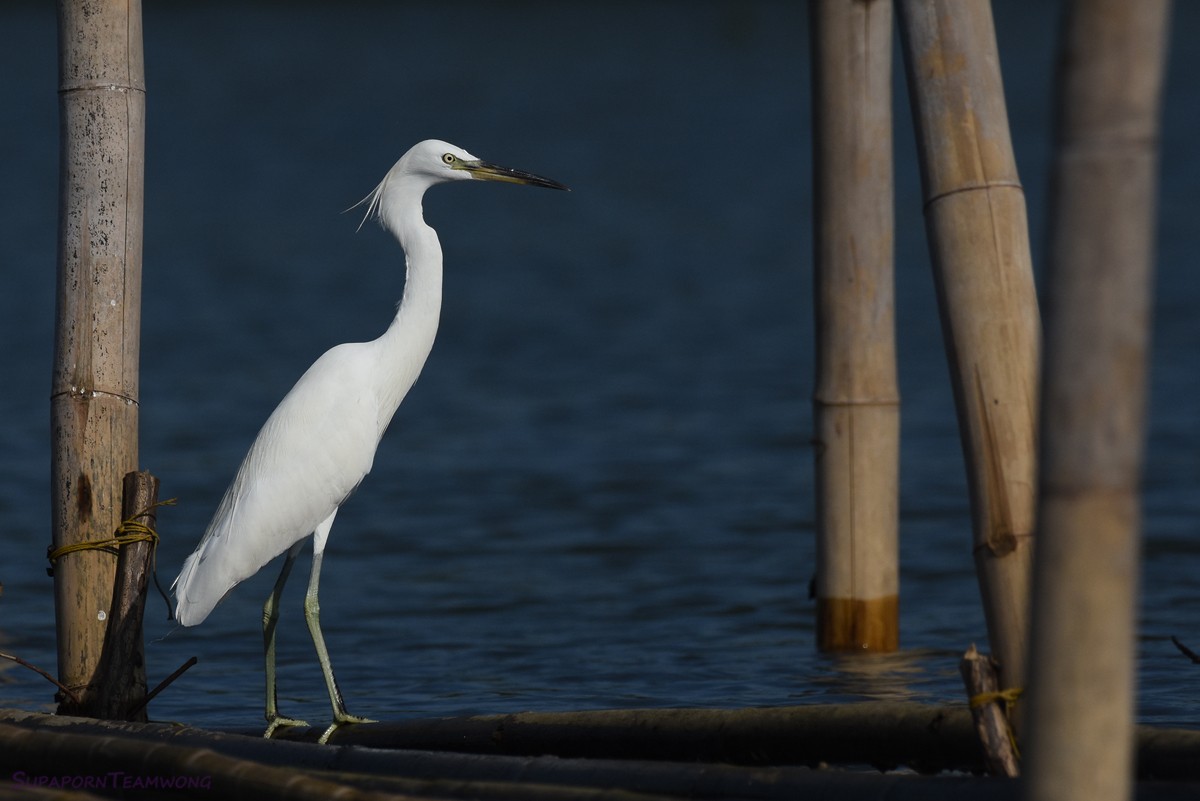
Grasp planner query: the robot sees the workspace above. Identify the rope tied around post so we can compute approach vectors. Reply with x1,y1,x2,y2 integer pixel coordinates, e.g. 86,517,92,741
46,498,177,574
969,686,1023,712
47,496,178,619
969,686,1023,759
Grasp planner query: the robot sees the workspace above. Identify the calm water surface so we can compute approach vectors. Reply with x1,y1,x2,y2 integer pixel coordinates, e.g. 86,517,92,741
2,2,1198,730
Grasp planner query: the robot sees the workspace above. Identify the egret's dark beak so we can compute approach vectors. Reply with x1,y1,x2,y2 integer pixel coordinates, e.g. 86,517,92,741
459,160,569,191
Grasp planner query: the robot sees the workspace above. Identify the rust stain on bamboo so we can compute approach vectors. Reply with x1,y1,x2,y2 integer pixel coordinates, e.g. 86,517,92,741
817,595,899,652
915,28,966,83
75,470,94,523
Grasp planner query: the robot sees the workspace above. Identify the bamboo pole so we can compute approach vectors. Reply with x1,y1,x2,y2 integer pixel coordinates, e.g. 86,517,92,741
895,0,1039,698
51,0,145,715
1022,3,1171,801
810,0,900,653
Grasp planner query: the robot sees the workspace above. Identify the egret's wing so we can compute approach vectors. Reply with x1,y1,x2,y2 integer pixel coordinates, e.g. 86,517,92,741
173,343,381,626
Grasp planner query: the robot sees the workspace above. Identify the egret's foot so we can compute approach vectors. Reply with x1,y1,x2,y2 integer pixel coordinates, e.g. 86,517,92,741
317,712,376,744
263,715,310,739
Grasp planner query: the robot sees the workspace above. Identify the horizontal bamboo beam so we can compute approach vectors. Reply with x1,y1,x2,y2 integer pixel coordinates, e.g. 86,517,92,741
4,706,1200,788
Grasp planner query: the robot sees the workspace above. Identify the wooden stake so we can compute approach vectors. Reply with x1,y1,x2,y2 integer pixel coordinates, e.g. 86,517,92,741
89,471,160,721
960,644,1019,777
51,0,145,712
811,0,900,652
1023,3,1171,801
896,0,1039,697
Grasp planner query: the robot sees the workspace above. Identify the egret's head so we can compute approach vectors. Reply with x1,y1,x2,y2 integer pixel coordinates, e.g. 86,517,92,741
357,139,567,231
402,139,569,190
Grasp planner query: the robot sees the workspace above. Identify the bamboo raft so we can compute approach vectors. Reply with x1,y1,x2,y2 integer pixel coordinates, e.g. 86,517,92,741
2,704,1199,800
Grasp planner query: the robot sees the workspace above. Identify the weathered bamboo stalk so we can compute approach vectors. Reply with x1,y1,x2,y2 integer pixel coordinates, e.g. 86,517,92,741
896,0,1040,698
1022,3,1171,801
810,0,900,653
51,0,145,714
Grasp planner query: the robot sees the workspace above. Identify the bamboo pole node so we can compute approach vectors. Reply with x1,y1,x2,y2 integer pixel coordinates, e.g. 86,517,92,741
49,386,140,405
45,498,177,575
921,179,1025,211
971,532,1033,558
810,395,902,408
59,81,143,95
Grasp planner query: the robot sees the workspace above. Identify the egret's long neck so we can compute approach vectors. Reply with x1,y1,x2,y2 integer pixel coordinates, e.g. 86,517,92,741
373,178,443,422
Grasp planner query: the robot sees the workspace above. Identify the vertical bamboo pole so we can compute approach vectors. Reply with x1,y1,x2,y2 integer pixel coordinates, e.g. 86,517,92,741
810,0,899,652
896,0,1039,695
52,0,145,715
1022,3,1171,800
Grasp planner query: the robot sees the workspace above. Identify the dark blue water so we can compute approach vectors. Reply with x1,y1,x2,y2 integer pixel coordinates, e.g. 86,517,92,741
2,2,1198,731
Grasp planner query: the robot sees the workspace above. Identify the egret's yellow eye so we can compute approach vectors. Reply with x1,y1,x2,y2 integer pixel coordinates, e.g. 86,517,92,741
442,153,456,165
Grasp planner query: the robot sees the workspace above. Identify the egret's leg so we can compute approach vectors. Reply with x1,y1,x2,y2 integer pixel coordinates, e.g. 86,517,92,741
305,511,375,744
263,541,309,738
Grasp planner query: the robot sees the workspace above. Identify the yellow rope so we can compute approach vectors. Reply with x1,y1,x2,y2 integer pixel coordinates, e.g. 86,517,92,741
970,686,1023,759
46,498,177,569
969,686,1023,709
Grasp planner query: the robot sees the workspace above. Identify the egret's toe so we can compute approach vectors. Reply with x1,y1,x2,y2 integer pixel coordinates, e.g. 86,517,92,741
317,712,376,744
263,715,309,739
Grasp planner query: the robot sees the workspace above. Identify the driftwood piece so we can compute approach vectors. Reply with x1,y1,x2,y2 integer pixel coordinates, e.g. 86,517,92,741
960,645,1020,777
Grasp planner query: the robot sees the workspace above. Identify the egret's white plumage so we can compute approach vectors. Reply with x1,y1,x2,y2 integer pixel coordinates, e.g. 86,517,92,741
172,139,566,740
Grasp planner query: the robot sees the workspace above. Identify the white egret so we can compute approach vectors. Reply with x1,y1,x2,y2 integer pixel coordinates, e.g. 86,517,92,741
172,139,568,742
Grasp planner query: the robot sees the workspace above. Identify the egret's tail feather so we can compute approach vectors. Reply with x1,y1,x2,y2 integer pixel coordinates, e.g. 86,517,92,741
173,548,217,627
173,537,243,627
